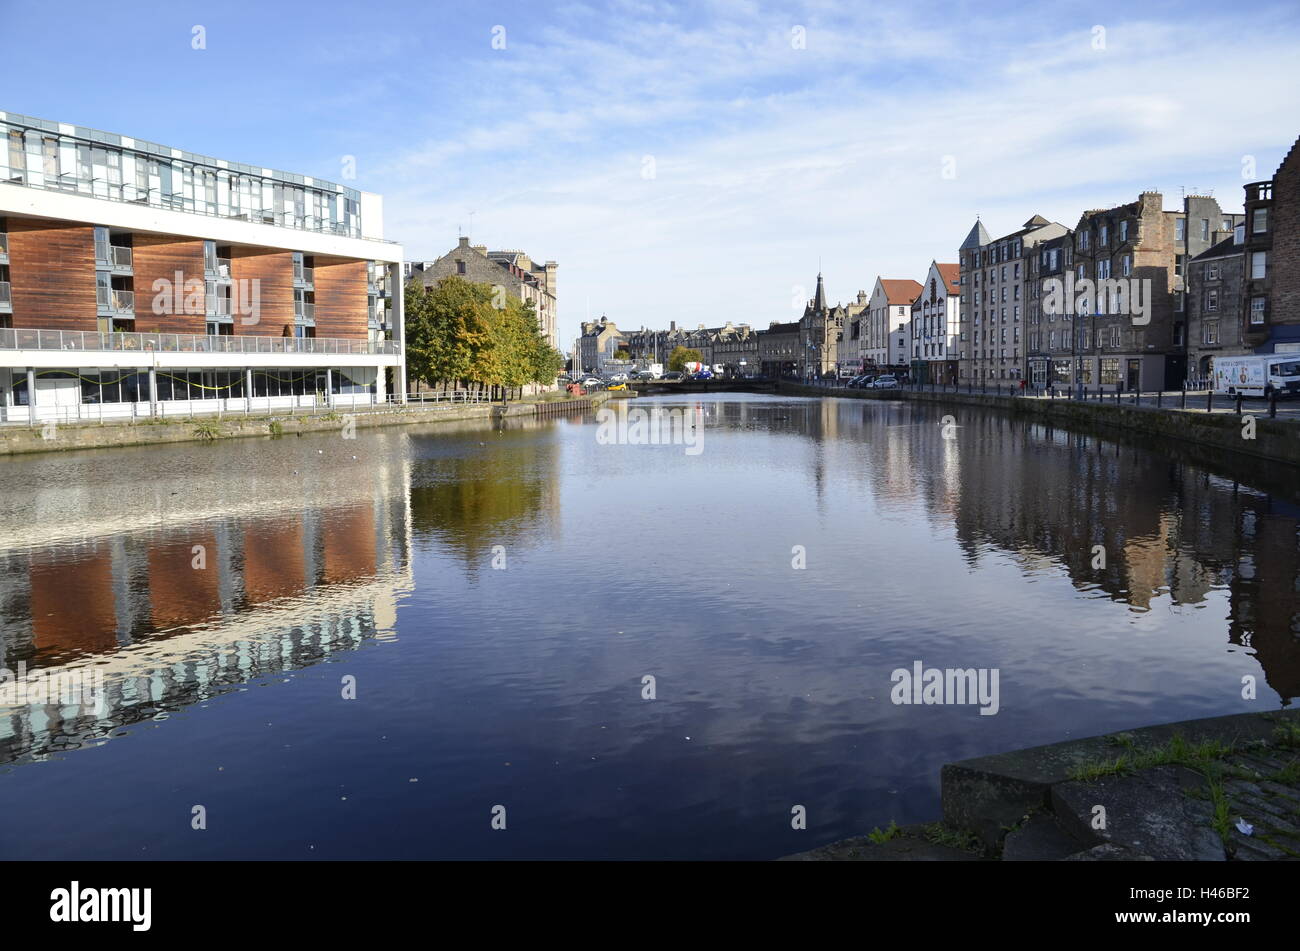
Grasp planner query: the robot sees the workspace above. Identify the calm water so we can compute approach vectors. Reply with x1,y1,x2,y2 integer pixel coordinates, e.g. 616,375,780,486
0,394,1297,860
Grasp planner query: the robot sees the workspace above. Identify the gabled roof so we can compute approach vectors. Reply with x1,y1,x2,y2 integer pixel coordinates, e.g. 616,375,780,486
934,262,960,294
959,220,991,250
877,278,923,306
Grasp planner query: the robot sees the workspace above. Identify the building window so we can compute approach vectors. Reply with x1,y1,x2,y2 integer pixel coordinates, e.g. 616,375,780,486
1120,220,1129,242
1253,208,1268,234
1252,251,1267,279
1175,218,1186,242
1251,297,1266,325
1201,219,1209,241
1205,288,1219,311
1109,325,1121,348
1100,358,1120,385
1122,254,1131,277
1204,320,1219,345
1207,264,1219,281
456,260,466,274
1080,230,1089,250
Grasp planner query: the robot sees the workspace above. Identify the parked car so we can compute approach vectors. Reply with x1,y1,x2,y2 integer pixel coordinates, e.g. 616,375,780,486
662,371,684,381
635,370,657,380
868,375,899,390
848,375,876,389
609,372,629,382
693,371,713,380
607,382,629,391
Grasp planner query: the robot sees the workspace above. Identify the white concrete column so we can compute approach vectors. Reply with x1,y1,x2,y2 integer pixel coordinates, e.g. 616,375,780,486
375,365,386,405
246,368,254,410
148,367,158,417
26,368,36,425
325,368,333,408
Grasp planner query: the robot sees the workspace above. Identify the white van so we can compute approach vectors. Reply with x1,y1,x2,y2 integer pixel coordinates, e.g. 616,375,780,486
1212,355,1300,398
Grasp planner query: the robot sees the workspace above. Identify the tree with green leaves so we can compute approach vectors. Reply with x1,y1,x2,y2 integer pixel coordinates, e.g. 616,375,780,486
404,276,565,397
668,346,702,372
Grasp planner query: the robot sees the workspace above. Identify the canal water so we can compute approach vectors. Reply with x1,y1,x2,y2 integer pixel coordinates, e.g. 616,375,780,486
0,394,1296,859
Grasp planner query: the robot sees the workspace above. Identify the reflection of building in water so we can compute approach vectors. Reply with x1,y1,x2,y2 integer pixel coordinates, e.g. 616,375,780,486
947,419,1300,703
0,462,412,766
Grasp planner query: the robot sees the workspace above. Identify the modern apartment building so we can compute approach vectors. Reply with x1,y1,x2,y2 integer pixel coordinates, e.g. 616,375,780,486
407,236,558,350
909,261,960,385
959,215,1067,385
0,112,404,423
863,278,921,371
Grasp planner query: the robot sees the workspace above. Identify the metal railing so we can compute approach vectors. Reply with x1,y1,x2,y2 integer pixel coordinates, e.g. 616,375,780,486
0,173,399,245
0,282,9,307
96,288,135,312
95,245,133,268
294,266,314,285
0,327,400,355
295,303,316,320
206,296,232,316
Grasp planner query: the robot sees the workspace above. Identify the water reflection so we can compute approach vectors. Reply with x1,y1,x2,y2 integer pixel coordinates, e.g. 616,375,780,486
0,449,413,767
0,397,1298,859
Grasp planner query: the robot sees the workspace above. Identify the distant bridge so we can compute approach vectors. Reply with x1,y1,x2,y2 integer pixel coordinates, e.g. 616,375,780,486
629,378,778,395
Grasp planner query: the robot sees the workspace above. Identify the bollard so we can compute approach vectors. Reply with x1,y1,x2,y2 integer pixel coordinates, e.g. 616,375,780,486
1270,393,1278,418
1207,389,1213,413
1181,386,1187,410
1236,392,1243,415
1157,390,1162,408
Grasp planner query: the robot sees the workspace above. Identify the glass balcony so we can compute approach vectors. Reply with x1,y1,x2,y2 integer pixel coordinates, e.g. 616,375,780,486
293,266,315,286
206,296,232,316
295,303,316,322
96,288,135,313
0,232,8,262
0,281,10,311
0,326,399,356
95,245,133,269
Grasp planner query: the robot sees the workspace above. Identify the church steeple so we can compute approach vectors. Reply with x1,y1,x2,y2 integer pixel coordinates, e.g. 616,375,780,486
812,272,826,313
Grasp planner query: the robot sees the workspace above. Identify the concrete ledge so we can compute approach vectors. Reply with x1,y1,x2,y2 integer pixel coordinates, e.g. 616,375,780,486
0,393,608,456
941,709,1300,851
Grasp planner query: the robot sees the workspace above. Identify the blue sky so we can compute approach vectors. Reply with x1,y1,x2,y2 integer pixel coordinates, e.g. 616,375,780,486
6,0,1300,348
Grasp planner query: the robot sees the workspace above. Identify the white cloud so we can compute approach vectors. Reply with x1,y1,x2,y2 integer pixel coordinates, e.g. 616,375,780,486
369,1,1300,345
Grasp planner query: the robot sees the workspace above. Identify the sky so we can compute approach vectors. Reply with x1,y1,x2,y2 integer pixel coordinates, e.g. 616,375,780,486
5,0,1300,350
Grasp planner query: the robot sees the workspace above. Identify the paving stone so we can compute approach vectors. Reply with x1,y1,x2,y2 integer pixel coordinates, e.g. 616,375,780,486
1053,766,1225,861
1228,832,1290,861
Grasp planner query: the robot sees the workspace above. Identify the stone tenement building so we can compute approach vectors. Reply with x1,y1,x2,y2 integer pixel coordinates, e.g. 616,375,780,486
578,316,625,375
407,236,558,350
1186,236,1246,379
909,261,961,385
1065,192,1239,391
1242,134,1300,355
759,321,800,376
959,215,1068,385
